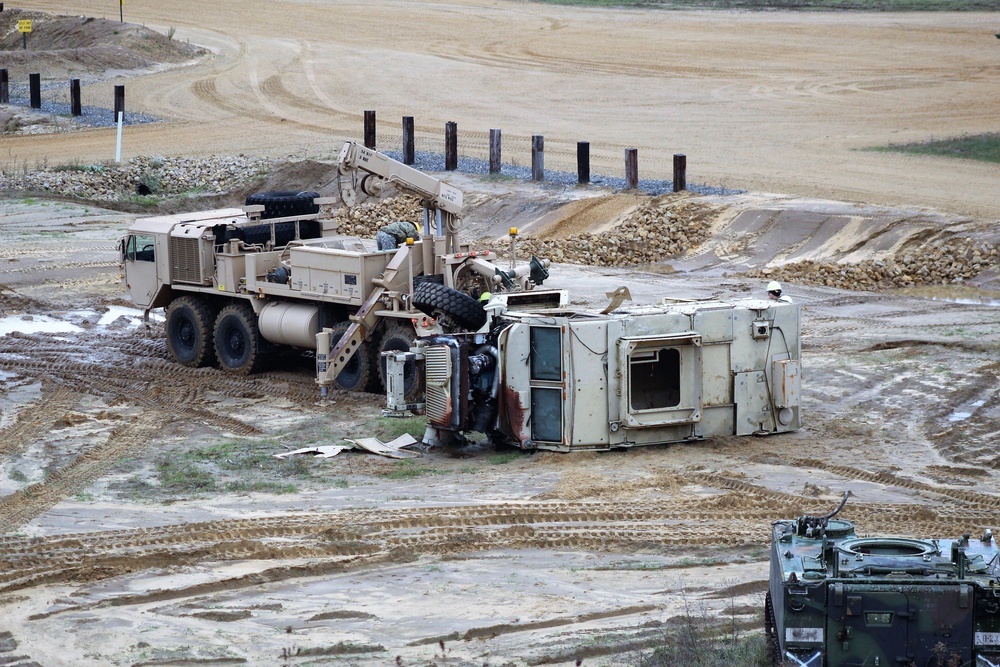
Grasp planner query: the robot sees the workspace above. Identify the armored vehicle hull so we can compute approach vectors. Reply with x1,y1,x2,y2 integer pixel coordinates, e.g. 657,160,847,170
768,509,1000,667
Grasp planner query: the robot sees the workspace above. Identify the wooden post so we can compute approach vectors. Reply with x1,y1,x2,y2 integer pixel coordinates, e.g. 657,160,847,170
402,116,414,165
364,110,376,149
0,69,8,105
444,121,458,171
29,73,41,109
113,84,125,120
531,135,544,182
577,141,590,185
625,148,638,190
489,129,502,175
673,153,687,192
70,79,82,116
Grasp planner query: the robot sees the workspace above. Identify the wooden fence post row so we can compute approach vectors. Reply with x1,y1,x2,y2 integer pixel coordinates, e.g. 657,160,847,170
364,113,688,191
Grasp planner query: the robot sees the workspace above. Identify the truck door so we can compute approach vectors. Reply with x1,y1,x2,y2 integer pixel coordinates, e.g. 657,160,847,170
121,233,160,308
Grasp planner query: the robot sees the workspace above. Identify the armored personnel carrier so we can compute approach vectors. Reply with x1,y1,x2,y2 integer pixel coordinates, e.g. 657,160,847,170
768,496,1000,667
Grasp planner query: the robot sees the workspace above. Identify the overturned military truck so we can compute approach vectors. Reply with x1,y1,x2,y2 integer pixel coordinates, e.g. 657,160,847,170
384,295,801,451
768,497,1000,667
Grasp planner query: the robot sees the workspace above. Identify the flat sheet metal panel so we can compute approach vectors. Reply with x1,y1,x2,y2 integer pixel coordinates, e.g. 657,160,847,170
734,370,770,435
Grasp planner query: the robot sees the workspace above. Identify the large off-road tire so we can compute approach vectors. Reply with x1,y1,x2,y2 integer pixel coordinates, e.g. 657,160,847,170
165,296,217,368
378,323,423,400
412,282,487,331
214,303,266,374
245,191,320,219
329,321,378,393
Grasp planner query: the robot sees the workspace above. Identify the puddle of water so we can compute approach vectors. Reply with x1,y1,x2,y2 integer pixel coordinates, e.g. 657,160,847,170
894,285,1000,307
947,399,986,423
0,307,159,338
0,315,83,337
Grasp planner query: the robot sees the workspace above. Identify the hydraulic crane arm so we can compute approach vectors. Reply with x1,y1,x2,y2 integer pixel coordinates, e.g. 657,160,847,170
336,141,463,216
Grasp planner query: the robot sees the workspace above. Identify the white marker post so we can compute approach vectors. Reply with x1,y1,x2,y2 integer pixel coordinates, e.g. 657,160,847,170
115,111,123,163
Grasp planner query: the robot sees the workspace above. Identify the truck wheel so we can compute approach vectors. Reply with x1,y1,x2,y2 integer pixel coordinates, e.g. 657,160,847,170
412,282,487,331
214,303,265,374
330,321,377,392
378,323,423,401
166,296,217,368
245,191,320,219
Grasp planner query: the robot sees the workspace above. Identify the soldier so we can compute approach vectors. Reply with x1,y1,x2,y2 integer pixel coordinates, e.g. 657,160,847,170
376,221,421,251
767,280,793,303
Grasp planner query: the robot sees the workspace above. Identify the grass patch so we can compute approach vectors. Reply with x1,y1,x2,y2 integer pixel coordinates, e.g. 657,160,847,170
380,460,437,479
870,133,1000,164
156,459,217,493
486,452,525,465
223,480,298,494
186,438,312,478
8,469,27,482
362,415,426,442
532,0,992,8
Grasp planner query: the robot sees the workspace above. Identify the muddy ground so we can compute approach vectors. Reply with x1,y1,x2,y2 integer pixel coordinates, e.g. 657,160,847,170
0,183,998,666
1,1,1000,666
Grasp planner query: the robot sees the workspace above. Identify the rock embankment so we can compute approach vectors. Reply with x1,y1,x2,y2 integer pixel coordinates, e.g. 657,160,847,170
0,155,270,201
746,237,999,291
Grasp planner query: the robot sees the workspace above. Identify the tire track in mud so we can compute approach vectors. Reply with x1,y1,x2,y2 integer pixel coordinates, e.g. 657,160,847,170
0,385,80,457
3,477,987,598
0,412,172,534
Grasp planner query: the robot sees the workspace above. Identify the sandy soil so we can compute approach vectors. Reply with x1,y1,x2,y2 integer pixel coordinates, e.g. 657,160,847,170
5,0,1000,220
1,3,1000,666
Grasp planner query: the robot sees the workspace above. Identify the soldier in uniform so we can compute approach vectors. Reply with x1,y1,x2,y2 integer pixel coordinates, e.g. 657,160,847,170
376,221,421,251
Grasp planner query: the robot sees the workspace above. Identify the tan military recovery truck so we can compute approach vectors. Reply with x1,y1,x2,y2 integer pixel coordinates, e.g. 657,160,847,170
119,141,553,396
384,294,801,451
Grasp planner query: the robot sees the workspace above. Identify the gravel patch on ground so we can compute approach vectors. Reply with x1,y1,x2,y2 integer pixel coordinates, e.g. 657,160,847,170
3,95,158,129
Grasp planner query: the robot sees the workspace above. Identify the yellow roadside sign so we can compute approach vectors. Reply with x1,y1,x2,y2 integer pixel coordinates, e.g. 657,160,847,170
17,20,32,33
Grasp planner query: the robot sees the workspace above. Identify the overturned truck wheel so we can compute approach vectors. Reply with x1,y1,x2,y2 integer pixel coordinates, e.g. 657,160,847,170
412,282,487,331
166,295,217,368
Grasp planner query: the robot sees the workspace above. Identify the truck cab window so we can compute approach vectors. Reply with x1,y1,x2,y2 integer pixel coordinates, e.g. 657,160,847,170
529,327,561,381
630,347,680,410
127,234,155,262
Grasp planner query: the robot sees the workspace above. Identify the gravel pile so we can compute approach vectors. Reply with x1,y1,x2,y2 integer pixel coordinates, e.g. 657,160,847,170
746,238,999,291
486,199,716,267
329,195,424,236
327,194,716,268
4,95,159,129
0,154,270,201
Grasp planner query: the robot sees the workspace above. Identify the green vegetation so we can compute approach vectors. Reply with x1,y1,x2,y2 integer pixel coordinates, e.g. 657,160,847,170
362,415,427,442
52,161,106,173
380,460,438,479
870,133,1000,164
156,459,217,493
533,0,993,9
486,452,526,465
223,480,298,494
8,469,27,482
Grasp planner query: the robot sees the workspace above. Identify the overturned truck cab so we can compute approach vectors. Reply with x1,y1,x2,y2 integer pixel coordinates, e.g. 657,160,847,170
384,295,801,451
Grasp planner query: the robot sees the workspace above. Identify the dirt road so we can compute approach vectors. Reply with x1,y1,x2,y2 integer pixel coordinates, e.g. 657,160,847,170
10,0,1000,219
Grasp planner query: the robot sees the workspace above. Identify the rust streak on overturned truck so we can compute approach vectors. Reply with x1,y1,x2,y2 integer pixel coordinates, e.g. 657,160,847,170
118,141,553,396
383,293,801,451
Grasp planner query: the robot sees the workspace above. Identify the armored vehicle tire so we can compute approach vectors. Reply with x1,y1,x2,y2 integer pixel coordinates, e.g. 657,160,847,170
166,296,217,368
214,303,266,374
329,321,378,393
378,323,423,401
245,191,320,219
412,282,487,331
